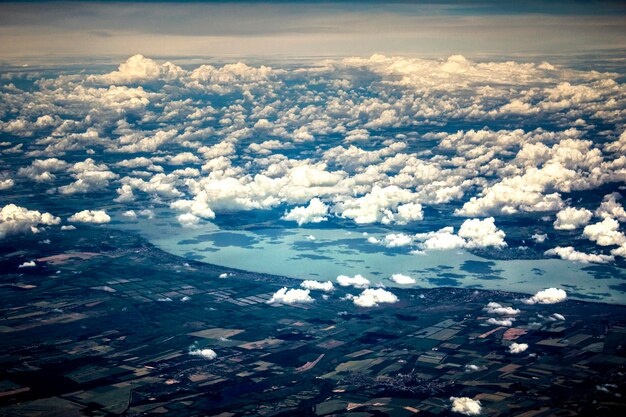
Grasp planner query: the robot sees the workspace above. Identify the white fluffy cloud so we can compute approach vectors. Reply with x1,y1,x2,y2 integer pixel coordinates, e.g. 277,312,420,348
523,288,567,305
545,246,614,264
282,198,329,226
414,218,506,251
0,204,60,239
389,273,416,285
58,159,118,195
583,218,626,247
369,233,414,248
189,348,217,360
595,193,626,222
18,158,68,182
268,287,314,304
94,54,185,84
483,302,520,316
0,178,14,190
336,274,370,289
417,227,467,250
458,217,507,248
334,185,422,225
450,397,482,416
553,207,593,230
508,342,529,354
487,317,515,326
300,280,334,292
177,213,200,228
348,288,399,307
531,233,547,243
68,209,111,224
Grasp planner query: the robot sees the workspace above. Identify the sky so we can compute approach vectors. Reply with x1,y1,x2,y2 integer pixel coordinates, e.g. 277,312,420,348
0,1,624,62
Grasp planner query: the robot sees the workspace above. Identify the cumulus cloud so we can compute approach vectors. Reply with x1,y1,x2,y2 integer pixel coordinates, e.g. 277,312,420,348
189,348,217,360
370,233,414,248
583,218,626,247
414,218,506,251
417,227,467,250
450,397,482,416
0,204,60,239
300,280,334,292
94,54,185,84
595,193,626,222
0,178,14,190
545,246,614,263
389,273,416,284
487,317,515,326
18,158,68,182
68,209,111,224
336,274,370,289
18,260,36,268
531,233,547,243
508,342,529,354
177,213,200,228
464,364,487,372
523,288,567,304
348,288,399,307
483,302,520,316
282,198,329,226
334,185,422,225
58,159,118,195
458,217,507,248
268,287,314,304
553,207,593,230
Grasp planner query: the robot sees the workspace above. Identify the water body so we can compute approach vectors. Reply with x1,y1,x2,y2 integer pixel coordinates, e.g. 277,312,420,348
118,211,626,305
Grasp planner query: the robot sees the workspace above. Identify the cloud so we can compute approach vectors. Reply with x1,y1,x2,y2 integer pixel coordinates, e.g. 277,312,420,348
189,348,217,360
417,227,467,250
167,152,201,165
58,158,118,195
553,207,592,230
268,287,314,304
487,317,515,326
583,218,626,247
93,54,185,84
348,288,399,308
483,302,520,316
464,364,486,372
282,198,329,226
18,260,36,268
0,204,60,239
300,280,334,292
370,233,414,248
450,397,482,416
508,342,529,354
523,288,567,304
595,193,626,222
389,273,416,285
414,218,506,251
177,213,200,228
17,158,68,182
68,209,111,224
458,217,507,248
551,313,565,321
334,185,422,225
0,178,14,190
531,233,547,243
336,274,370,289
545,246,613,263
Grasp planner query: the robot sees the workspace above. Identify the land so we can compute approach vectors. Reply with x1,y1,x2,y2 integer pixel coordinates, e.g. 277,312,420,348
0,227,625,416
